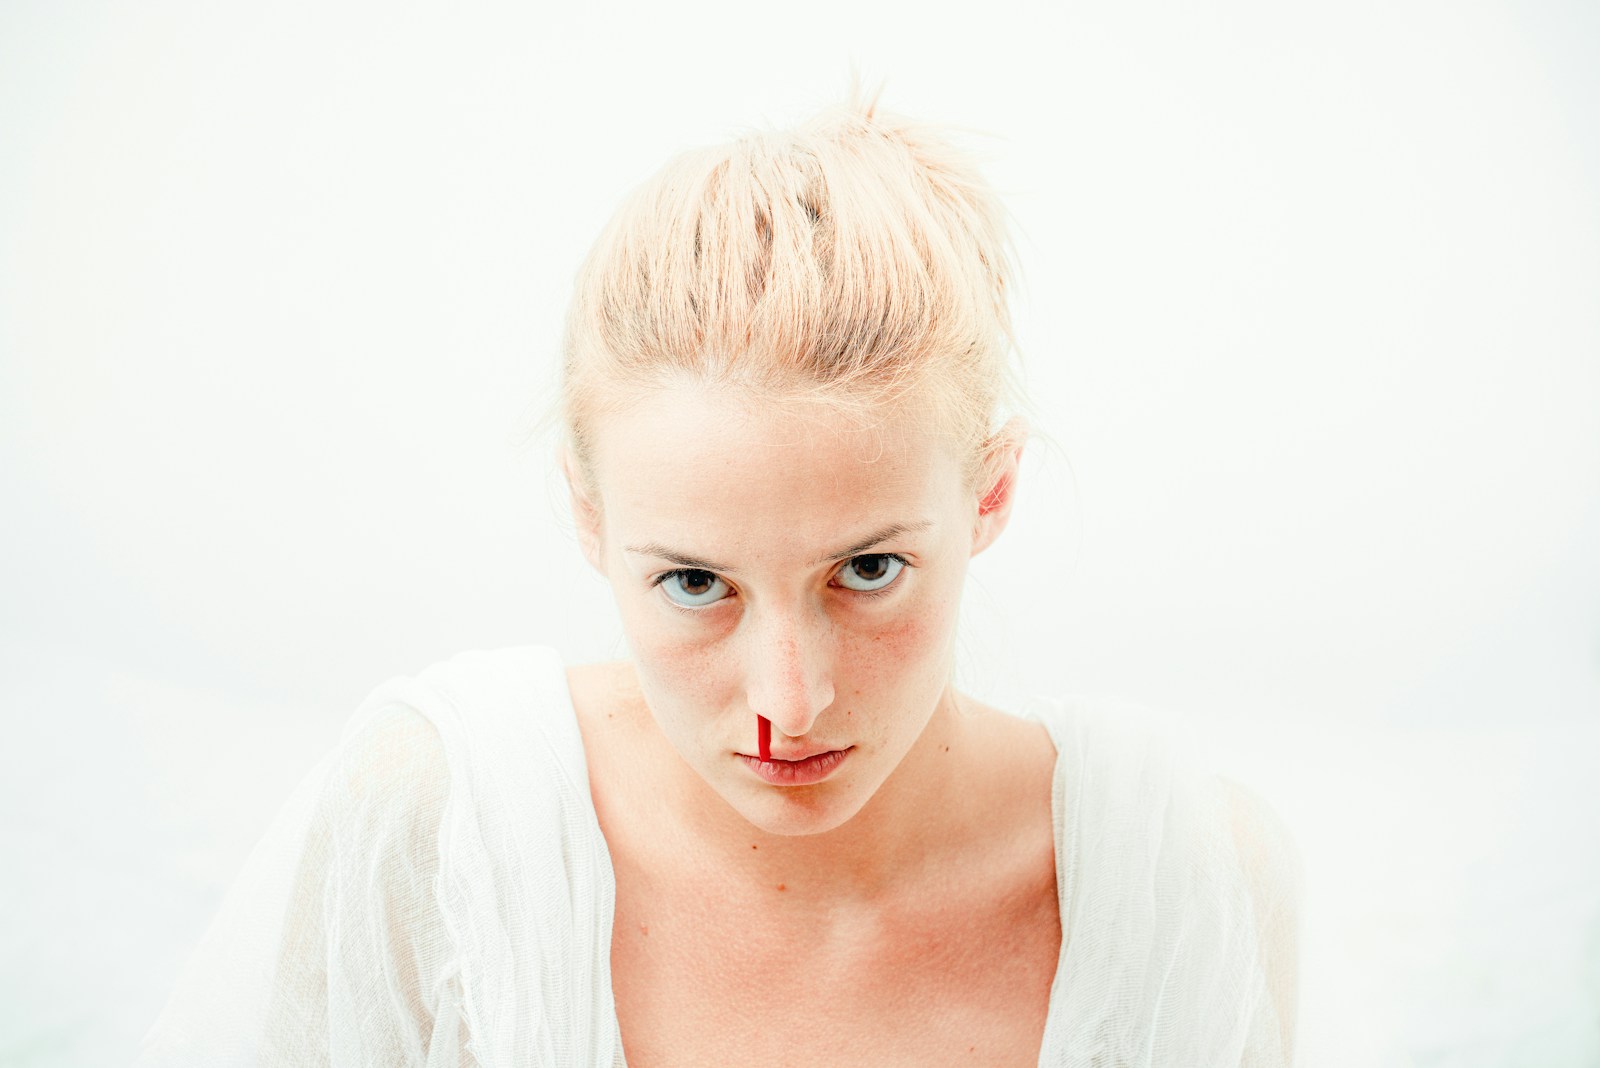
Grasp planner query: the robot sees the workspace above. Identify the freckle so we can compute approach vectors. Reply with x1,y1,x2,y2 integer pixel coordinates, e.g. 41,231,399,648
777,883,786,891
640,923,649,936
943,745,950,752
751,844,758,850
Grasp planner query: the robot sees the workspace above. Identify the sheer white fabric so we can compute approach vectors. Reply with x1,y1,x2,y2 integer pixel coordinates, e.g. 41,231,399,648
137,647,1306,1067
1017,694,1302,1065
136,648,623,1067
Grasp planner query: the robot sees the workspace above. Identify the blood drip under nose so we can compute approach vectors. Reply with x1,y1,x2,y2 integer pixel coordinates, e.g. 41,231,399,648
757,715,771,762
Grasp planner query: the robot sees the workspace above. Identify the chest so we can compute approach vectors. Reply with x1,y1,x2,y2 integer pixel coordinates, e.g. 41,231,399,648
607,859,1062,1067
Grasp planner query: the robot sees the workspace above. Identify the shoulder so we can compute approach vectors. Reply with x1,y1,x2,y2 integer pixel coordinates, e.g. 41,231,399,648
1217,775,1303,891
1025,693,1303,899
326,644,581,825
1033,697,1305,1060
341,644,576,760
332,704,451,821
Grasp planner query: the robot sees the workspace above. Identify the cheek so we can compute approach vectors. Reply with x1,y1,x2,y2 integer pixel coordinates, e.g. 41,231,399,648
844,590,960,695
615,596,737,714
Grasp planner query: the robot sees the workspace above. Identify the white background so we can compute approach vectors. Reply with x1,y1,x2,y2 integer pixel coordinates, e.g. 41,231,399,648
2,1,1596,1064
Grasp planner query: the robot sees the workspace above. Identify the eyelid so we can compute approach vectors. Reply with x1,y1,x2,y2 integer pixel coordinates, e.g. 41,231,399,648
830,552,911,593
650,553,911,609
649,568,731,589
651,567,736,610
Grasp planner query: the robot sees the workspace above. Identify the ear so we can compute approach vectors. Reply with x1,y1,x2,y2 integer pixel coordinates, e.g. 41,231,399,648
971,417,1027,557
561,446,606,574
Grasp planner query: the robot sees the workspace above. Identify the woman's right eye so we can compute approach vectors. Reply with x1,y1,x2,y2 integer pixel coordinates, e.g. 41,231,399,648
658,569,732,608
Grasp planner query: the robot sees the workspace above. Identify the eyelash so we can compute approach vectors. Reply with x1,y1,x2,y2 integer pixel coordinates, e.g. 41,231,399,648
649,553,912,609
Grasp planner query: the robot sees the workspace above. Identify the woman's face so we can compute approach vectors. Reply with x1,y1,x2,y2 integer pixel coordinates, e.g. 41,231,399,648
574,380,1016,838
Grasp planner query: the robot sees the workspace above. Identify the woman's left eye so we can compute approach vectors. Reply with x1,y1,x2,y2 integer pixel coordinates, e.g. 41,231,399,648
833,553,906,593
658,569,732,607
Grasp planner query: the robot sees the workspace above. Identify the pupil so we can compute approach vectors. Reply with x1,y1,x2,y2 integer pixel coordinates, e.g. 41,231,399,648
854,555,888,581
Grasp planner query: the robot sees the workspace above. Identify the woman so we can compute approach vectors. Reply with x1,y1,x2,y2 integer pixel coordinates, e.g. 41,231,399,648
138,96,1301,1066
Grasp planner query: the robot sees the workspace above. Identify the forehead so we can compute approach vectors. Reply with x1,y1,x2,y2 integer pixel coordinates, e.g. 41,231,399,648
587,382,965,551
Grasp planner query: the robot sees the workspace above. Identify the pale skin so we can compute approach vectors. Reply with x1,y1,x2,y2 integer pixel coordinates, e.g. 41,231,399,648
564,380,1063,1065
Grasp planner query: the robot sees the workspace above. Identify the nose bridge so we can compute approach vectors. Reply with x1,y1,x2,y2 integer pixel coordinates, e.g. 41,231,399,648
745,596,835,735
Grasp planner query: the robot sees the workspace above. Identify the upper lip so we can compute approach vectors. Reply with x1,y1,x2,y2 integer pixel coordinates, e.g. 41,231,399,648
752,746,849,763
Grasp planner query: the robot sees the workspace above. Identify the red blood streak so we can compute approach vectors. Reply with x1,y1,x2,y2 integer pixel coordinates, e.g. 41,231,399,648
757,715,771,762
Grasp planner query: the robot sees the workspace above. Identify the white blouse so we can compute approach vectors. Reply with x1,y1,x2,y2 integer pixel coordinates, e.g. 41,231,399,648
136,646,1302,1066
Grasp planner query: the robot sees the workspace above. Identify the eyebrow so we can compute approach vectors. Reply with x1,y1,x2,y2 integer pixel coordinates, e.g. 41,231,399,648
625,521,932,574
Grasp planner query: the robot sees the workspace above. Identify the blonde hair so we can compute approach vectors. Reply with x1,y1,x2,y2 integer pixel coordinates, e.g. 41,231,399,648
559,93,1023,494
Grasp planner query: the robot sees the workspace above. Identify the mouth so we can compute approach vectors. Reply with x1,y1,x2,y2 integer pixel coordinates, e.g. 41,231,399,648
755,746,841,762
738,746,854,786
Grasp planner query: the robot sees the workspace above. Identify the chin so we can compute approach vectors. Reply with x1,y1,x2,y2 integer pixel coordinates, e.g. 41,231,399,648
724,780,870,838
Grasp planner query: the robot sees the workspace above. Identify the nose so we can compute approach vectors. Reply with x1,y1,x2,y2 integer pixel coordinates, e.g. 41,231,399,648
744,609,835,740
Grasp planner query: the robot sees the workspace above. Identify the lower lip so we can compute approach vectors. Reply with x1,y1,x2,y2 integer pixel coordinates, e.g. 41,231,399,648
739,747,852,786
